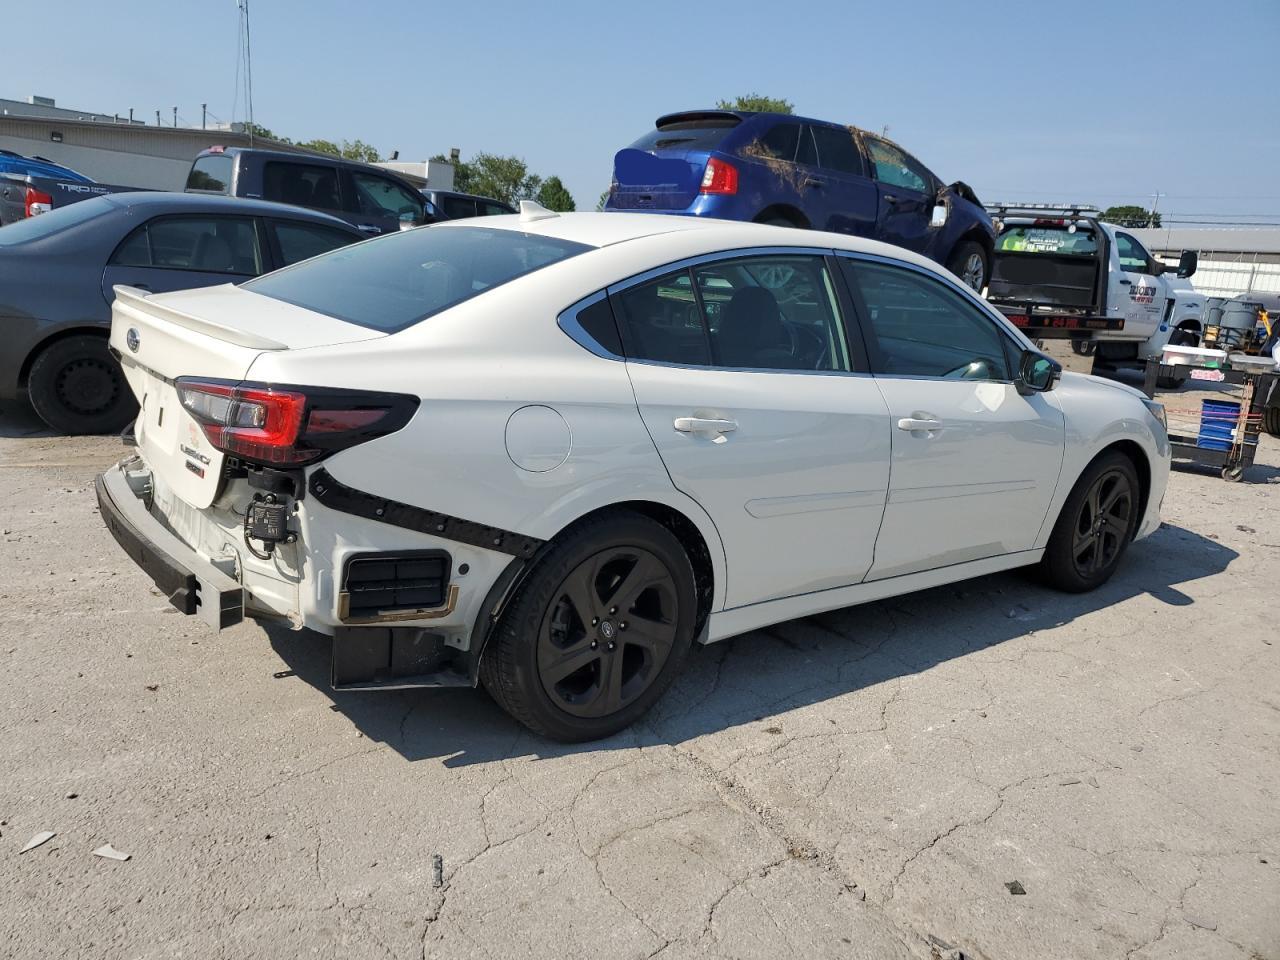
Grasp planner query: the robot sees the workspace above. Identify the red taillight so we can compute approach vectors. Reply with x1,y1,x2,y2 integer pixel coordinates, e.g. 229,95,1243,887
176,379,417,467
699,157,738,195
24,187,53,218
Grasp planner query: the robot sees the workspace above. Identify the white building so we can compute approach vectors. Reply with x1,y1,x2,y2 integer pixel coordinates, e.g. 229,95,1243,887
1133,226,1280,299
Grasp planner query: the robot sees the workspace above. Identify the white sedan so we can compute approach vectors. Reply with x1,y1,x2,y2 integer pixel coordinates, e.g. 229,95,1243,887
97,204,1170,741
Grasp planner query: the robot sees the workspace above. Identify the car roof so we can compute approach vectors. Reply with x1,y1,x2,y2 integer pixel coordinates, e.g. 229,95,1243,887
101,191,359,231
432,211,949,272
425,189,515,207
195,146,416,180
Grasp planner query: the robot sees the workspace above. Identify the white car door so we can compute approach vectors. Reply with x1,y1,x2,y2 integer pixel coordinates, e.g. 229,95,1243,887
611,251,892,609
1111,231,1164,341
837,256,1065,581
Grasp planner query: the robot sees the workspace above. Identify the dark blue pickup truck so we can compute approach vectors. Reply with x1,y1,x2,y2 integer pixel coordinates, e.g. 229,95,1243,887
0,150,137,226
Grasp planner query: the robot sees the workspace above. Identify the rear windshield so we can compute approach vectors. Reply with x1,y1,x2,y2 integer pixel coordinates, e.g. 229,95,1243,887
186,154,233,193
0,195,114,245
628,118,739,152
243,225,591,332
997,225,1098,256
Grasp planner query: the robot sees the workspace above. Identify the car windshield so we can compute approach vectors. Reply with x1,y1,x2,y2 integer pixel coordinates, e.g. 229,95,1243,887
628,119,739,152
0,196,116,245
997,224,1098,256
243,225,592,332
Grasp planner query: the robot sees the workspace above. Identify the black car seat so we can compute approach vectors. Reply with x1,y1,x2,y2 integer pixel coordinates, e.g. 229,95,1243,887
714,286,798,368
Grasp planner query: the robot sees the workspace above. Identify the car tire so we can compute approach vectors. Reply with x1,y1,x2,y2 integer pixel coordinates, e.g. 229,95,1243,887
26,335,138,435
1039,450,1142,593
1263,403,1280,438
946,240,989,292
480,511,698,742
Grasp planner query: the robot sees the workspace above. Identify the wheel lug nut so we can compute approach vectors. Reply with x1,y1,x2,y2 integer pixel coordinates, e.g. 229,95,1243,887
590,640,598,649
619,621,628,631
609,606,617,615
607,641,616,651
591,617,599,626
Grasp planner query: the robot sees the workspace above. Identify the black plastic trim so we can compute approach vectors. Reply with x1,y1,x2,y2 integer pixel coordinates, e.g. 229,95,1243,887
309,468,544,558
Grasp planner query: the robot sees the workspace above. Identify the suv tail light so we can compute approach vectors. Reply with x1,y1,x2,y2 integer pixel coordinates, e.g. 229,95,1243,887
699,157,738,195
176,379,418,466
24,187,53,218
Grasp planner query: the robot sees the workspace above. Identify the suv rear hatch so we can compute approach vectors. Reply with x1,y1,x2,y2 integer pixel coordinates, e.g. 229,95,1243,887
610,111,741,211
110,284,383,509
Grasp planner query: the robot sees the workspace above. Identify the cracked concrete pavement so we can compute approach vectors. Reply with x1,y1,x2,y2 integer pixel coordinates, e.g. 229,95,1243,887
2,350,1278,959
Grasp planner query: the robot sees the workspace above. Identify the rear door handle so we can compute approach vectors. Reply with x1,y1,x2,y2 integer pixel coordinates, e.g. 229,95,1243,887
803,178,824,189
674,417,738,435
897,417,943,432
357,224,381,234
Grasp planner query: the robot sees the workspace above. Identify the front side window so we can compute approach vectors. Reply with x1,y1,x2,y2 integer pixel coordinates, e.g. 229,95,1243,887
866,138,930,194
263,161,343,209
271,220,357,266
110,216,262,275
1115,232,1152,274
612,255,851,372
350,173,424,219
810,125,865,177
843,259,1011,380
243,225,590,332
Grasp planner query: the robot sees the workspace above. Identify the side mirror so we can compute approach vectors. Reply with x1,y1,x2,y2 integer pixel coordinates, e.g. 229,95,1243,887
1177,249,1198,278
1150,258,1166,277
930,203,948,228
1017,350,1060,395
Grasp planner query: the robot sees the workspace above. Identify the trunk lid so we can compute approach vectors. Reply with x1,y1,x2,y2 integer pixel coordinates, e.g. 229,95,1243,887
610,148,709,211
109,284,384,509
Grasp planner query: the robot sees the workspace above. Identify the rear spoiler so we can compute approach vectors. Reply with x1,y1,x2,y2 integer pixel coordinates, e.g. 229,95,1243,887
113,285,288,351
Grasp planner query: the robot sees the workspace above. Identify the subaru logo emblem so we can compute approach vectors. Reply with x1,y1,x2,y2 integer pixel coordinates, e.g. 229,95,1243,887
126,328,140,353
599,620,617,640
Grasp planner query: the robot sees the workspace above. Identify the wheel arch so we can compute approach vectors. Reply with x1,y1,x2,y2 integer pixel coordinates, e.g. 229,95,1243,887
465,497,724,684
18,324,110,390
753,204,810,229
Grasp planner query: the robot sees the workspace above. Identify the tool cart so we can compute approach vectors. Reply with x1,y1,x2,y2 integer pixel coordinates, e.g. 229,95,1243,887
1143,346,1279,481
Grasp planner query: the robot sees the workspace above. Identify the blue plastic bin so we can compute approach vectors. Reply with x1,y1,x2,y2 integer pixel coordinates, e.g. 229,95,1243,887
1197,399,1240,450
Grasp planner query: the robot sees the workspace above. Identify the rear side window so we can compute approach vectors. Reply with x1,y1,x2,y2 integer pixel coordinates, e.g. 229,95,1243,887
263,161,342,209
110,216,262,275
843,259,1011,380
243,225,591,332
612,255,851,372
186,155,233,193
810,126,865,177
480,201,514,216
271,220,356,266
628,118,739,152
749,122,801,162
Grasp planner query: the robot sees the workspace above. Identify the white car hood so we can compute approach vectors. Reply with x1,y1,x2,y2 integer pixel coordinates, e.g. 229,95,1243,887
1059,371,1148,403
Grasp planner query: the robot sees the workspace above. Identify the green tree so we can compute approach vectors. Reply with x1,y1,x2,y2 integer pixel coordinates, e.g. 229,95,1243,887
241,122,290,143
296,137,341,156
462,153,542,205
536,176,576,212
715,93,794,114
1103,205,1161,228
297,138,380,163
597,188,612,212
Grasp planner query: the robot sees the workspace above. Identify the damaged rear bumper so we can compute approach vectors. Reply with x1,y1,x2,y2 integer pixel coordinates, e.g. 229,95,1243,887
96,461,244,630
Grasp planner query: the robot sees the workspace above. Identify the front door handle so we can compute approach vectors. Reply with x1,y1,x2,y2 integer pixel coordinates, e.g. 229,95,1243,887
897,417,943,432
357,224,381,234
674,417,738,435
1119,278,1132,285
803,177,824,189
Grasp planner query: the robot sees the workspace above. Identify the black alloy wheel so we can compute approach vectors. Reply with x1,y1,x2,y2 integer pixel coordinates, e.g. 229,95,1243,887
1040,450,1141,592
1070,468,1134,579
537,547,679,718
480,511,697,741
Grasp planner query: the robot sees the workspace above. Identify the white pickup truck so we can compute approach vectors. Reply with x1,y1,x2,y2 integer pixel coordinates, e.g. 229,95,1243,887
982,204,1204,372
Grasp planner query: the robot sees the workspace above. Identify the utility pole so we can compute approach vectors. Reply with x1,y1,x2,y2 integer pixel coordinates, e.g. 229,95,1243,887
202,103,207,129
155,110,161,127
128,108,134,123
1150,191,1165,227
173,106,178,128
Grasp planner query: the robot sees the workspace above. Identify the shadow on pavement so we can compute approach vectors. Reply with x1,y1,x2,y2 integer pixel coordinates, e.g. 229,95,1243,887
0,399,53,438
264,522,1237,767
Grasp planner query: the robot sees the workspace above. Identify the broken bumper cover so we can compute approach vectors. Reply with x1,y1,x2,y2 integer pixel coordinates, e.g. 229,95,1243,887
96,465,244,630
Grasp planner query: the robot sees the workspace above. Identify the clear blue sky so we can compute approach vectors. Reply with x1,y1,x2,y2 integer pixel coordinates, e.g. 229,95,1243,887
9,0,1278,222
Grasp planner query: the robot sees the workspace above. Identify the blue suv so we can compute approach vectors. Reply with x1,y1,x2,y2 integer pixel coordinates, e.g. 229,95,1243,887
606,111,996,290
